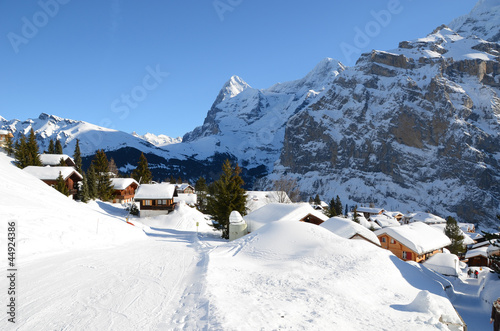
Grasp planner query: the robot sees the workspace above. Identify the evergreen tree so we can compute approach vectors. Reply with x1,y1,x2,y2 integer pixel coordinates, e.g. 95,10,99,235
14,135,28,168
444,216,465,255
169,175,176,184
48,139,55,154
93,150,114,201
352,205,360,223
313,194,321,206
58,157,67,166
345,204,349,216
177,176,183,184
131,153,152,184
207,159,246,239
5,134,14,156
335,196,343,216
55,139,63,154
79,174,90,203
327,197,337,217
86,163,98,200
195,176,208,213
26,129,42,166
55,171,70,196
73,139,83,174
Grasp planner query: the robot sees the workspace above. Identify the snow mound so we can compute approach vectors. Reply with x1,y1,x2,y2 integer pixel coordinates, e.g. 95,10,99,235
139,201,212,232
0,153,146,261
206,221,462,330
405,290,462,326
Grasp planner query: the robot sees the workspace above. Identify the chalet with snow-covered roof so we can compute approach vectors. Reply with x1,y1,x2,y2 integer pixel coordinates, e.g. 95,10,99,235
23,166,83,199
0,130,13,149
244,203,329,232
465,246,489,267
402,212,446,225
368,214,400,228
39,154,76,167
320,217,381,246
375,222,451,263
110,178,139,204
134,183,178,217
176,183,195,194
246,191,291,213
357,207,384,219
488,241,500,271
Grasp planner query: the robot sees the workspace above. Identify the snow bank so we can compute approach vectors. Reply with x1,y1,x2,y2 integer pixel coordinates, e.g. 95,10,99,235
138,201,212,232
423,253,461,277
206,221,461,330
0,153,146,261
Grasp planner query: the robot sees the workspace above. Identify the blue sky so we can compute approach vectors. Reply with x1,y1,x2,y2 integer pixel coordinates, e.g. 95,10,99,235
0,0,476,138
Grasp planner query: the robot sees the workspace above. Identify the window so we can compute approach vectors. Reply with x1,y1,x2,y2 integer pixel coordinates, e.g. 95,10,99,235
390,238,396,244
143,200,152,206
157,199,167,205
402,251,407,260
381,237,386,243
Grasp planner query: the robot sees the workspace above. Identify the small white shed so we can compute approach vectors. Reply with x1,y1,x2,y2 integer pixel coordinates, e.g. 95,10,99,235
229,211,247,241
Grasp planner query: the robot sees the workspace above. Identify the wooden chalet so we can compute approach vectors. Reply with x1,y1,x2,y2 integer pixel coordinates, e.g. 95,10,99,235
23,166,83,199
357,207,384,220
110,178,139,204
320,217,382,246
0,130,13,149
39,154,76,167
465,246,489,267
134,183,178,217
176,183,195,194
375,222,451,263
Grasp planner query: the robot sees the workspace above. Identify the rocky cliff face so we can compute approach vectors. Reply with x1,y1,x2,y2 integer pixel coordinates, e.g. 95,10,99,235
275,26,500,224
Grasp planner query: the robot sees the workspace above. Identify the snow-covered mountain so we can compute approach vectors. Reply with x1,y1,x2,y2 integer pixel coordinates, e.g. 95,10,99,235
131,132,182,147
449,0,500,42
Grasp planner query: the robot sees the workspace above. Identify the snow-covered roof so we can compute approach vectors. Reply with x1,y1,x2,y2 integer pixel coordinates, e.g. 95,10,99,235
39,154,75,166
405,212,446,224
369,214,400,228
110,178,139,190
320,217,381,246
134,183,177,200
423,253,460,277
24,166,83,181
174,193,197,205
357,207,384,214
0,129,12,135
465,246,489,259
176,183,194,191
487,241,500,256
430,224,475,246
229,211,245,224
245,203,329,231
246,191,291,213
375,222,451,255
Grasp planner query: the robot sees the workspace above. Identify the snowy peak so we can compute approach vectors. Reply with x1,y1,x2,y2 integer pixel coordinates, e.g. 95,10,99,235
132,132,182,147
449,0,500,42
212,75,251,106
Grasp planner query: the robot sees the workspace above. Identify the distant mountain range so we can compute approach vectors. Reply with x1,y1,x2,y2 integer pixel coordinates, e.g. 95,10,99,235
2,0,500,227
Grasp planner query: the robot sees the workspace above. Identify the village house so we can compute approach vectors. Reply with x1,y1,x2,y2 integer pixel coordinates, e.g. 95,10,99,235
39,154,76,167
176,183,195,194
0,130,14,149
465,246,489,267
246,191,292,213
375,222,451,263
368,214,400,228
23,166,83,199
402,212,446,225
244,203,329,232
110,178,139,204
320,217,381,247
134,183,178,217
357,206,384,220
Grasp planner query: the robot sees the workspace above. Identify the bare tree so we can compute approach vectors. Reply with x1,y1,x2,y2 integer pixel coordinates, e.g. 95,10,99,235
272,176,301,203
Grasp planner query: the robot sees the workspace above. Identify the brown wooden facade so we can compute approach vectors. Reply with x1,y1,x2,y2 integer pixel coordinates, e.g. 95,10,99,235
137,198,176,212
112,183,138,203
43,174,81,198
378,234,443,263
300,214,325,226
467,255,489,267
0,131,13,148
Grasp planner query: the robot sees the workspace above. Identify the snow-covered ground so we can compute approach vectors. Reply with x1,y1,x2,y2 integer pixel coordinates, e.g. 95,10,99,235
0,151,496,330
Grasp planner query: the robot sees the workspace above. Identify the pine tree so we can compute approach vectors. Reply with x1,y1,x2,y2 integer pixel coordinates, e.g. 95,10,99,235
108,157,119,177
55,171,70,196
79,174,90,203
327,197,337,217
169,175,176,184
86,164,98,200
93,149,114,201
14,135,28,168
73,139,83,174
5,135,14,156
55,139,63,154
131,153,152,184
313,194,321,206
207,159,247,239
48,139,55,154
345,204,349,216
26,129,42,166
195,176,208,213
177,176,183,184
444,216,465,255
335,196,343,216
